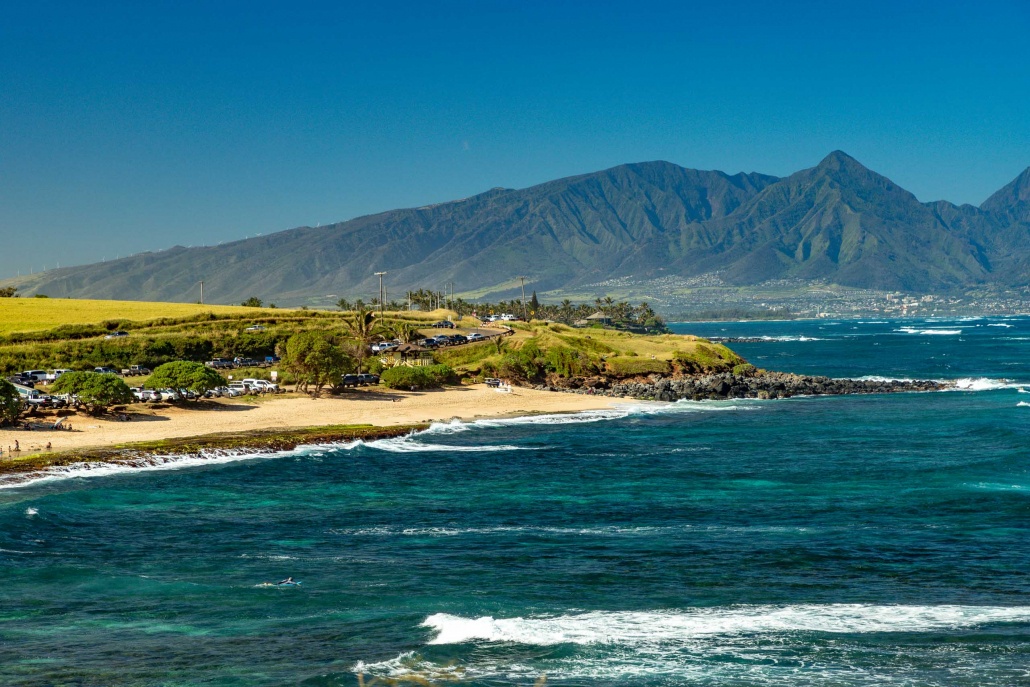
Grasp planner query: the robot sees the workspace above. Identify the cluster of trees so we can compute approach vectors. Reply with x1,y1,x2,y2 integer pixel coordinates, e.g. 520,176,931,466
337,289,666,331
0,287,17,298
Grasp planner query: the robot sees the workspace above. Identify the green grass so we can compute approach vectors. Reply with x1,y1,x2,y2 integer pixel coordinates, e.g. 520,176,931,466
0,297,296,335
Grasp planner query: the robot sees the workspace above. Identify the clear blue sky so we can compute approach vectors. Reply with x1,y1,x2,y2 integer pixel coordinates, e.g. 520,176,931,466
2,0,1028,279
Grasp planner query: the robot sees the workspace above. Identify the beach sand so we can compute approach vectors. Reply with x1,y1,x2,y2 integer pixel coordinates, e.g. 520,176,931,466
0,385,624,456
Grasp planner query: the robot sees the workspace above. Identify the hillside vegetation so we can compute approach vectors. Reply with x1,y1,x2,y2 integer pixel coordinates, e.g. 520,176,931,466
0,299,463,374
433,321,747,383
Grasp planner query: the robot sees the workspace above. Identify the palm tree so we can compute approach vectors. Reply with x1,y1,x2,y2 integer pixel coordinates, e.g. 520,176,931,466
342,307,388,373
560,298,573,324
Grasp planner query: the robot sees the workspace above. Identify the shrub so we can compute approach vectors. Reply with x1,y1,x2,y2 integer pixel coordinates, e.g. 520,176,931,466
380,364,457,390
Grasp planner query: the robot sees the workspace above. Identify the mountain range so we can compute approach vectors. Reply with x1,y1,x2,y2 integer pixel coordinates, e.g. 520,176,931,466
6,151,1029,305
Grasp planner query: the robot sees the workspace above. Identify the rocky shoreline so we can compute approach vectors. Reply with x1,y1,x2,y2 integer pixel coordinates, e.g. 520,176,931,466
538,372,947,401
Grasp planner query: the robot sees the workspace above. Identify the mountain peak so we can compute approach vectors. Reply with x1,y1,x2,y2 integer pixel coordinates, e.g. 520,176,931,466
815,150,866,172
981,165,1030,219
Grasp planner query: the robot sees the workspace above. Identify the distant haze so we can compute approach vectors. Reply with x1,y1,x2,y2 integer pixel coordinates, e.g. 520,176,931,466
1,2,1029,278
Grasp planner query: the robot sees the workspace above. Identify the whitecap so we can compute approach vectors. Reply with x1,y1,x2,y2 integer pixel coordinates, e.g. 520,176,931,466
952,377,1014,391
988,323,1014,328
24,507,38,516
1018,401,1030,408
423,604,1030,646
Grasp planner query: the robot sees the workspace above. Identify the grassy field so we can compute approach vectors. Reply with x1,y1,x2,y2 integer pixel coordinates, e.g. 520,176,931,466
0,298,297,335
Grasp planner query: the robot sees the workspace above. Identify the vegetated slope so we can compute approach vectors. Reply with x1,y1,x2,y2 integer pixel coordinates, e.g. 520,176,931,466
8,153,1030,304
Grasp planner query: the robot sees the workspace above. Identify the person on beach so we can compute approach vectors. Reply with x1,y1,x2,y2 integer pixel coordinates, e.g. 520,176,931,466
46,442,52,450
14,440,19,452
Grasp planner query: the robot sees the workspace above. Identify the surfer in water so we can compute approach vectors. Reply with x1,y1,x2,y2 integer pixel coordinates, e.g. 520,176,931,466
276,577,297,586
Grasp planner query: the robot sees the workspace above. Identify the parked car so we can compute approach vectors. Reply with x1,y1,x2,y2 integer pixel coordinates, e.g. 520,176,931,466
371,341,399,353
244,325,266,331
205,358,233,369
13,382,50,406
357,373,380,385
122,365,151,377
104,331,129,339
131,387,161,402
218,386,241,398
227,382,250,395
265,355,281,364
22,370,47,382
340,374,360,388
157,389,182,402
10,374,35,387
447,334,468,345
242,378,279,393
416,338,439,349
233,357,259,368
94,366,120,375
432,320,456,329
465,332,486,342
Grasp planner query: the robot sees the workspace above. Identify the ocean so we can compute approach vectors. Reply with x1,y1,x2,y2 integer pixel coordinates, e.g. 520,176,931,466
1,316,1028,686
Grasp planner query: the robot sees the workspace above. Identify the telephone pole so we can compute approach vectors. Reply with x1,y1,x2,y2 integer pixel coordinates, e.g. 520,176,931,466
517,276,528,320
374,271,387,317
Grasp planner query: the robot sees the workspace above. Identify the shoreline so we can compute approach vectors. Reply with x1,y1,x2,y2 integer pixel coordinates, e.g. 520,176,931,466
0,385,626,484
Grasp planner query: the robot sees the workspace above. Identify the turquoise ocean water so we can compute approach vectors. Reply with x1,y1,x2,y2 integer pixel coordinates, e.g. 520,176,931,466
1,316,1028,686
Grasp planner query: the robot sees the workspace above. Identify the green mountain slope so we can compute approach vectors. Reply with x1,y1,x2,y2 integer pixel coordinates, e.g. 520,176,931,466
7,153,1028,304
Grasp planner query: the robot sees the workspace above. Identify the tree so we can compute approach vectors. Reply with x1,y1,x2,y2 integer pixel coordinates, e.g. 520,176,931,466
241,296,263,307
282,331,351,396
149,361,226,399
0,379,21,426
51,371,134,415
530,291,540,316
391,322,423,343
0,287,17,298
342,307,388,373
336,298,352,311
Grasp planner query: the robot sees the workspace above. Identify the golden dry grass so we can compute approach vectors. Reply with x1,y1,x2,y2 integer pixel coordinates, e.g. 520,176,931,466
0,298,298,335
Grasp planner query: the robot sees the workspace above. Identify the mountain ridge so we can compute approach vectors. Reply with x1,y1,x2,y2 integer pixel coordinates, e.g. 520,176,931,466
5,153,1028,305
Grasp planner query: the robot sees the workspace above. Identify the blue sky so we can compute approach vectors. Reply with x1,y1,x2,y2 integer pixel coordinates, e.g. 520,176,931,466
2,0,1028,278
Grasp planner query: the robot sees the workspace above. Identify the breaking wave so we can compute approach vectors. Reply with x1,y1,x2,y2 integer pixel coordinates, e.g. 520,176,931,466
422,605,1030,645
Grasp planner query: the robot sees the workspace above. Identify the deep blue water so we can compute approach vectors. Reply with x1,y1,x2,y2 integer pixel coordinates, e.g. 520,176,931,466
2,316,1028,686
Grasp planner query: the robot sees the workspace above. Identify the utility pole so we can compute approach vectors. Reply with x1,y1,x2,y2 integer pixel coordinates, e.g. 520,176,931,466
374,271,387,318
199,281,204,305
517,276,528,320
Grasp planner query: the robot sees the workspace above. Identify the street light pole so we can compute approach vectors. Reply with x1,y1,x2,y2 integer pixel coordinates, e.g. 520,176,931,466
374,271,387,318
517,276,528,320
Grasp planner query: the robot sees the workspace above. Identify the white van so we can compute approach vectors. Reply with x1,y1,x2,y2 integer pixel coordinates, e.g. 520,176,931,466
243,379,278,392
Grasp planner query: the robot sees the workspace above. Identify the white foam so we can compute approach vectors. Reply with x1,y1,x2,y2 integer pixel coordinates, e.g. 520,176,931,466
757,335,824,342
0,447,307,491
952,377,1014,391
856,375,917,383
896,327,962,335
423,605,1030,646
988,323,1014,328
24,507,38,516
1018,401,1030,408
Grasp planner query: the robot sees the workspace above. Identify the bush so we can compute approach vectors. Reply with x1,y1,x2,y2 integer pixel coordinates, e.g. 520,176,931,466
380,364,457,390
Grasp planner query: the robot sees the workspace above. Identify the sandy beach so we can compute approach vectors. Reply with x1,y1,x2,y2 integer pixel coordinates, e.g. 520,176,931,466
0,385,625,456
